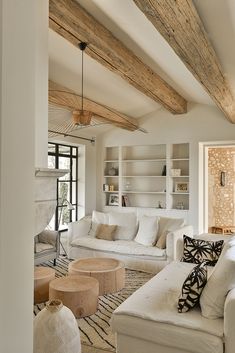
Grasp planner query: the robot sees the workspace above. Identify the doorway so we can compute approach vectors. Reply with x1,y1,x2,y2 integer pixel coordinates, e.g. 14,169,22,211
200,141,235,233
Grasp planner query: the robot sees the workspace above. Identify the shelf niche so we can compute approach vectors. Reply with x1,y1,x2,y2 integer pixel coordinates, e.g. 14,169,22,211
102,143,189,211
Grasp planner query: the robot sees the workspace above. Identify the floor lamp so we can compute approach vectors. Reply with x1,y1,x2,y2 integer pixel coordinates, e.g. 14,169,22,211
58,199,75,256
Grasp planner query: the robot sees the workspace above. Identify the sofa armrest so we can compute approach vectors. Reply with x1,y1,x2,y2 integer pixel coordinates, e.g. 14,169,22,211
224,288,235,353
166,225,193,262
67,216,92,244
37,230,58,247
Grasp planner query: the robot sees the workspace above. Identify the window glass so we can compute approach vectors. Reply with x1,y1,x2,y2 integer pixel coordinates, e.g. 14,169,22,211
72,159,77,180
59,157,70,180
48,155,55,169
72,181,77,204
48,143,56,153
59,145,70,155
48,143,78,230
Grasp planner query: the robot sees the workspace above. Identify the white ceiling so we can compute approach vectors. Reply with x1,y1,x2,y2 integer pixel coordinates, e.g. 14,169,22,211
49,0,235,138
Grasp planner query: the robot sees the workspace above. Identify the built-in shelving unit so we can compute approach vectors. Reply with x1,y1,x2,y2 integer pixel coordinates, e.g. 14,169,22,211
102,143,190,211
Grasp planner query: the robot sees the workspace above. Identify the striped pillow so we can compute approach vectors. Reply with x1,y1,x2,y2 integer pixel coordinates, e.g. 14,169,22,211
178,262,207,313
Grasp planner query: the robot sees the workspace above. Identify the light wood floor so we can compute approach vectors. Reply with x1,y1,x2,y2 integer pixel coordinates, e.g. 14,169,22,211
82,344,114,353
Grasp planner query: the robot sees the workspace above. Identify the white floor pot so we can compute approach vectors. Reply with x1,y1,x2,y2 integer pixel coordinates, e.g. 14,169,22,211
34,299,81,353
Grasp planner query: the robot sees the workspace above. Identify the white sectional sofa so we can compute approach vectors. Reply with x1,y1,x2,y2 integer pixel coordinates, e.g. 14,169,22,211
111,234,235,353
67,210,193,273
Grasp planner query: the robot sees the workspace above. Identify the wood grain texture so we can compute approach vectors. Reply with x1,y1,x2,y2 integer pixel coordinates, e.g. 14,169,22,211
49,0,187,114
68,258,125,296
49,80,139,131
49,275,99,318
34,267,55,304
133,0,235,123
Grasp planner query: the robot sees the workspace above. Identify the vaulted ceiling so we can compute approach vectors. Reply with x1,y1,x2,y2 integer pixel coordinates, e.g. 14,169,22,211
49,0,235,138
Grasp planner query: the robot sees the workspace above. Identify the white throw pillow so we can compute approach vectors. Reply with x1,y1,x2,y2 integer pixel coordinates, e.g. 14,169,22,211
88,210,109,237
200,237,235,319
109,212,137,240
134,215,159,246
68,216,91,241
156,217,185,245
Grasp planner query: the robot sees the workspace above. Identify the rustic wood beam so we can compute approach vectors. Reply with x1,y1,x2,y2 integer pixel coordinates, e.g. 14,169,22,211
49,81,139,131
49,0,187,114
133,0,235,123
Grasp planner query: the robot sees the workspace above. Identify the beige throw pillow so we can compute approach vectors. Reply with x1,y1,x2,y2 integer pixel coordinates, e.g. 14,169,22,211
156,217,185,249
156,230,169,249
95,224,117,241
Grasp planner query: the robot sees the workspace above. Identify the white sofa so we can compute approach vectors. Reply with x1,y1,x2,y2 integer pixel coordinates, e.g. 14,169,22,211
111,234,235,353
67,210,193,273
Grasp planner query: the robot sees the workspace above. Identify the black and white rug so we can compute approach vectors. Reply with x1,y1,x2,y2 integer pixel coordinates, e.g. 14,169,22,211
34,257,153,352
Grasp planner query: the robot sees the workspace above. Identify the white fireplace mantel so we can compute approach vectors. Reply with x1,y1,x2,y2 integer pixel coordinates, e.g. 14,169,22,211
35,167,69,235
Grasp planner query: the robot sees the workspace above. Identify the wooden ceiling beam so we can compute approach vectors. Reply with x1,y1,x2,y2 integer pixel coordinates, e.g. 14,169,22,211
49,81,139,131
49,0,187,115
133,0,235,123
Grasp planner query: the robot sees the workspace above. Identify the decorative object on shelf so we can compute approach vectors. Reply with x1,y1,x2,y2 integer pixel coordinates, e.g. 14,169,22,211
34,299,81,353
109,184,114,191
122,194,130,207
161,165,166,176
220,171,226,186
108,167,118,176
109,193,119,206
157,201,165,209
176,202,184,210
103,184,109,191
171,169,181,176
175,182,189,193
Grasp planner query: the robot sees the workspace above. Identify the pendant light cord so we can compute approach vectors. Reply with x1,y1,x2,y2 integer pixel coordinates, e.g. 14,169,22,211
78,42,87,113
81,47,84,112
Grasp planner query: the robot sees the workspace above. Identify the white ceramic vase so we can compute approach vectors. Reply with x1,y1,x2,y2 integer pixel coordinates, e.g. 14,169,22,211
34,299,81,353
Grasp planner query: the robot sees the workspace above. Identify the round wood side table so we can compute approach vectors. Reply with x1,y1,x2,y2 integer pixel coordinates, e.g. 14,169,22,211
68,257,125,295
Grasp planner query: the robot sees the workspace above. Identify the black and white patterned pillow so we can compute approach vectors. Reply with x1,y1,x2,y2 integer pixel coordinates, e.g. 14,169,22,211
181,235,224,266
178,262,207,313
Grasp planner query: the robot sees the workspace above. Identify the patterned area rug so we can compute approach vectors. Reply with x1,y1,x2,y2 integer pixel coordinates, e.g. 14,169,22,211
34,257,154,352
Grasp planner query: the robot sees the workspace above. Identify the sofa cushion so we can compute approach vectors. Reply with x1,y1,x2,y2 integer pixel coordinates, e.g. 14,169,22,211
200,237,235,319
135,215,159,246
95,224,117,241
156,217,185,248
181,235,224,266
109,212,137,240
70,237,166,258
178,262,207,313
35,243,54,253
112,261,223,353
89,210,109,237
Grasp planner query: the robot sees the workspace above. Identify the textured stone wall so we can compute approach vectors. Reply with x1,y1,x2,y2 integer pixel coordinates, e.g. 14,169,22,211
208,148,235,230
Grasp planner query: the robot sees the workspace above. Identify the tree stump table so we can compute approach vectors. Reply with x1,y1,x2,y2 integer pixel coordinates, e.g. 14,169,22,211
49,275,99,318
34,266,55,304
68,257,125,295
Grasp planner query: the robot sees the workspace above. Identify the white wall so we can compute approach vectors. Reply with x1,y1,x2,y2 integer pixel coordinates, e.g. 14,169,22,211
35,0,48,167
96,103,235,233
0,1,40,352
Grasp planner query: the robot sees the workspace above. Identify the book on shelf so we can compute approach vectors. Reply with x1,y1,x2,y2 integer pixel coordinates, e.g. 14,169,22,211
122,194,130,207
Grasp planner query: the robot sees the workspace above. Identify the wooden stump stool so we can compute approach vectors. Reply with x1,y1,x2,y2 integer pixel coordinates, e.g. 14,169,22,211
34,266,55,304
68,258,125,295
49,275,99,318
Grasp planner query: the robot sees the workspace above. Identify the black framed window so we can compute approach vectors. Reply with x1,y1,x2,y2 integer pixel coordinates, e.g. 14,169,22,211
48,142,78,231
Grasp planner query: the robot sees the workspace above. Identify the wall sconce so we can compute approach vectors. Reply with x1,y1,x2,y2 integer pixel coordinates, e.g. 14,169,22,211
220,171,226,186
